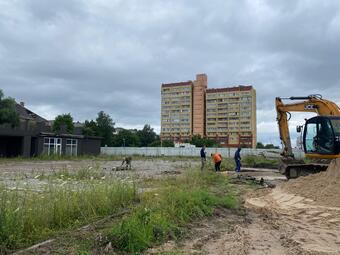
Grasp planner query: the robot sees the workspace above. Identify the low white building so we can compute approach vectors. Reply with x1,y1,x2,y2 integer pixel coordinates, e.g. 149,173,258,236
174,142,196,148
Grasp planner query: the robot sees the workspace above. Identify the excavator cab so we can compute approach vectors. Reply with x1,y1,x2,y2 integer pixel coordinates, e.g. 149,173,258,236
303,116,340,158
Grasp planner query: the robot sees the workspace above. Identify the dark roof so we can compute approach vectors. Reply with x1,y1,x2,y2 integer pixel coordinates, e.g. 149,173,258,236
39,132,102,140
161,81,193,88
206,85,253,93
16,103,47,122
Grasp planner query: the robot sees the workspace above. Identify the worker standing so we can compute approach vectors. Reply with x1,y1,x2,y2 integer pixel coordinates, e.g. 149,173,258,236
200,145,206,171
234,148,242,172
211,153,222,172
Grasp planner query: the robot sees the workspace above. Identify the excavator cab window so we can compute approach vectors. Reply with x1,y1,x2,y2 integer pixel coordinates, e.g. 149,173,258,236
330,119,340,134
304,117,335,154
330,118,340,154
304,118,318,153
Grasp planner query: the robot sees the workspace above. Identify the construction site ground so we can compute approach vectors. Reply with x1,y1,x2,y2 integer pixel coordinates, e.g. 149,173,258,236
1,158,339,255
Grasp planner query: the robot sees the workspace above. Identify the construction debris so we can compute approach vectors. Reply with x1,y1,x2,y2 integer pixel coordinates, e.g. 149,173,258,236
232,174,276,188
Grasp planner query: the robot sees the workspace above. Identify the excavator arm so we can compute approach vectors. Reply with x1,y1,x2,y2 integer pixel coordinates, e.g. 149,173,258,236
275,95,340,158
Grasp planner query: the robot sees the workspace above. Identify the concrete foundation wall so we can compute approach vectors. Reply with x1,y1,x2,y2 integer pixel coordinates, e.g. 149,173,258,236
101,147,305,159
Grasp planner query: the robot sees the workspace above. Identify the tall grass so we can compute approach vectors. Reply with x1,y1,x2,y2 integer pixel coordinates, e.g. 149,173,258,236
242,155,279,169
0,181,137,252
109,171,238,253
49,166,105,181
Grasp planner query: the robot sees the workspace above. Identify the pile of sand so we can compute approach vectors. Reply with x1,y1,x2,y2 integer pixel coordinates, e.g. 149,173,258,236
282,158,340,207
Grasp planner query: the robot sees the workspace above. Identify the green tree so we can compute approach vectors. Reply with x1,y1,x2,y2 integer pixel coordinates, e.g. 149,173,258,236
161,139,174,147
190,134,218,147
204,138,218,147
82,120,98,136
113,129,140,147
256,142,265,149
52,113,74,133
264,143,279,149
96,111,115,146
0,89,19,127
149,138,161,147
137,124,157,147
190,135,205,147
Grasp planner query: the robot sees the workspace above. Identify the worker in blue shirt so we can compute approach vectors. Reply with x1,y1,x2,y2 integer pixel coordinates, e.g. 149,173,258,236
200,145,206,171
234,147,242,172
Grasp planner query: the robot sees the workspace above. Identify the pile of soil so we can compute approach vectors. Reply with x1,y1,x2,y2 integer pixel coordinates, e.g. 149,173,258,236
282,158,340,207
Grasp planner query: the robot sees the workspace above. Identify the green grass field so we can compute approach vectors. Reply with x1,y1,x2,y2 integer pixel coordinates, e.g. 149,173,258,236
0,161,244,254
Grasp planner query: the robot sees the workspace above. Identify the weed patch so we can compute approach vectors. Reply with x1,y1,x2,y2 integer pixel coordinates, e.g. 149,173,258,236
242,155,279,169
49,166,105,181
0,181,137,252
109,171,238,254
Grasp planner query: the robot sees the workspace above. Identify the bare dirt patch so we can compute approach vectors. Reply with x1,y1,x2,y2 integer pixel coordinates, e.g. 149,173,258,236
149,186,340,255
281,158,340,207
0,159,199,190
147,164,340,255
0,159,198,176
246,187,340,255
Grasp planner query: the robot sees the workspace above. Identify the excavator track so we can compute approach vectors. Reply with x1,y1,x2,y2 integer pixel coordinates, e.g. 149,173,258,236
279,160,329,179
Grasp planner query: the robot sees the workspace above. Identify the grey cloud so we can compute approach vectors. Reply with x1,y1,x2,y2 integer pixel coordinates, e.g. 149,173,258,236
0,0,339,143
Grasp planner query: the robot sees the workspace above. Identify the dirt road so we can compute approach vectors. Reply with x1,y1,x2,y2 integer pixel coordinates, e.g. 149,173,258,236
149,170,340,255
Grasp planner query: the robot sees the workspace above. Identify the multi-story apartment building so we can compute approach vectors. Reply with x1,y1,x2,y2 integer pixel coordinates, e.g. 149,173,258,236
206,86,256,148
160,81,193,142
160,74,256,148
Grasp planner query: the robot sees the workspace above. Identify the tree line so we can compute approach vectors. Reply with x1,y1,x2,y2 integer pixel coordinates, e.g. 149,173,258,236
52,111,223,147
52,111,162,147
1,89,277,148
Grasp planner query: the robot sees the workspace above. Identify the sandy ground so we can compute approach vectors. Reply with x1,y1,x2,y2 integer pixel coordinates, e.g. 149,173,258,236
149,187,340,255
147,164,340,255
281,158,340,207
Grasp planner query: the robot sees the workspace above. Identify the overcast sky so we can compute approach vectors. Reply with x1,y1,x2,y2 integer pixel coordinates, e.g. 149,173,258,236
1,0,339,145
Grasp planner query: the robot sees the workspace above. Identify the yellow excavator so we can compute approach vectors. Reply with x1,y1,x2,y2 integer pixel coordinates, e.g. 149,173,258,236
276,94,340,178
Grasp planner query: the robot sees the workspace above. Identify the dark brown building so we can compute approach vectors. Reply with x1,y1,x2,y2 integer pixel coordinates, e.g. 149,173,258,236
0,103,101,157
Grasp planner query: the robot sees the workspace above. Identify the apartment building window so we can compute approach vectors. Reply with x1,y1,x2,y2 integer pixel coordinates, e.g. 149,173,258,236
241,102,251,106
229,112,238,116
241,96,251,102
240,117,251,121
241,112,251,116
180,118,189,122
241,106,251,111
43,137,62,155
66,139,78,156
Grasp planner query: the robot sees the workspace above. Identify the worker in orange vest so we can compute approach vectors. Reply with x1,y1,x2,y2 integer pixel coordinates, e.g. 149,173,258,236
211,153,222,172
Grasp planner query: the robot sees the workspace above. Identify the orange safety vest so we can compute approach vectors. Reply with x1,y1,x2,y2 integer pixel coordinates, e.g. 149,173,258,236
213,153,222,163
